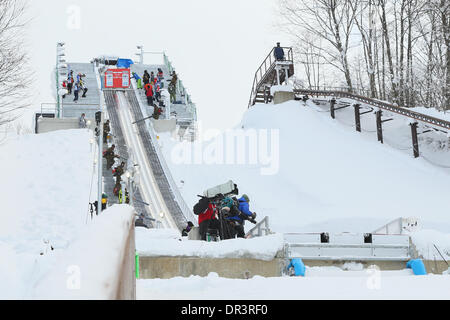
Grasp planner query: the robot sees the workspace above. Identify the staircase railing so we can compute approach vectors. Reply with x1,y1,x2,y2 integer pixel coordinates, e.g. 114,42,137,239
248,47,293,108
245,216,272,238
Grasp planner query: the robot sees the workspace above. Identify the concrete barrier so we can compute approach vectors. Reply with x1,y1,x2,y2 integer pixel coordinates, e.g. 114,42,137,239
151,118,177,133
115,221,136,300
139,256,285,279
138,255,448,280
273,91,295,105
36,117,96,134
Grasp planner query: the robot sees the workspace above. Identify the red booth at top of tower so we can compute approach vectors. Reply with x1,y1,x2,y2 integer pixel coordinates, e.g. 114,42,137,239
103,58,134,89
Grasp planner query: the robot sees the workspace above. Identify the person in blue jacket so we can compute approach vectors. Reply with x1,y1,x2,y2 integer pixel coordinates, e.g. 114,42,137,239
274,42,285,61
132,72,142,89
225,194,257,238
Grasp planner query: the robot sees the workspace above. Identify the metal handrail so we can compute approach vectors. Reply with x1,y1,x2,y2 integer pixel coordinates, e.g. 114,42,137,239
248,47,294,108
372,218,404,235
245,216,272,238
163,53,197,123
294,88,450,130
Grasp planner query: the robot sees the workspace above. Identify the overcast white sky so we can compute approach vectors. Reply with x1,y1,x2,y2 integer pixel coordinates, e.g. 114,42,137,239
22,0,290,132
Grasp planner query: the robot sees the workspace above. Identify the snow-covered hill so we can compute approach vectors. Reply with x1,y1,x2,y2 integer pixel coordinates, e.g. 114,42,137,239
158,100,450,234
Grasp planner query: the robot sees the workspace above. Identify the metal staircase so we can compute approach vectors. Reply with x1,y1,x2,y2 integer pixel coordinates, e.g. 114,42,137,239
248,47,294,108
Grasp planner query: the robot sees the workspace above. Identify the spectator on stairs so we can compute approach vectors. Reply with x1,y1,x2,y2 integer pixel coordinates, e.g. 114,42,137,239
73,82,80,102
67,71,74,94
113,180,121,197
143,70,150,86
103,120,111,142
103,144,120,170
79,78,88,98
157,68,164,79
155,81,161,103
274,42,285,61
113,161,126,184
132,72,143,89
62,80,67,99
168,83,176,103
169,71,178,88
152,106,163,120
150,71,155,83
144,82,154,106
118,188,129,204
79,113,87,128
76,72,86,83
168,71,178,103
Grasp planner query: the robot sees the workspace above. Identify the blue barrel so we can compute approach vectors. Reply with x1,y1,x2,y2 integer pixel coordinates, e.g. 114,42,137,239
406,259,427,275
287,258,306,277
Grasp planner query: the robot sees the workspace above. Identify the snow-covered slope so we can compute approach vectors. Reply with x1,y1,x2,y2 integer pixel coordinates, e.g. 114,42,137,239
158,100,450,234
0,129,95,298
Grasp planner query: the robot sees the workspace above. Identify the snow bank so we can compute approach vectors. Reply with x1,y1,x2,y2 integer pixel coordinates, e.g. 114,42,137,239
137,271,450,300
32,205,135,300
411,229,450,260
270,84,293,96
0,129,95,298
136,228,284,261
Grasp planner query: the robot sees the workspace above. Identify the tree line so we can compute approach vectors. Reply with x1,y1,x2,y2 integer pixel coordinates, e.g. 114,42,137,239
278,0,449,110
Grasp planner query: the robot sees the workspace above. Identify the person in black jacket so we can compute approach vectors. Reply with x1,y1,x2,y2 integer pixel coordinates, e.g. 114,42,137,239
143,70,150,85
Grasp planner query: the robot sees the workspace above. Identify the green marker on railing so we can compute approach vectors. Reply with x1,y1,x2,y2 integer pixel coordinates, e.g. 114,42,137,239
135,251,140,279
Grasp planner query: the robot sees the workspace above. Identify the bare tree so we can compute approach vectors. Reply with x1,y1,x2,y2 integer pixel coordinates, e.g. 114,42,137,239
350,0,378,98
278,0,448,111
0,0,29,127
279,0,357,91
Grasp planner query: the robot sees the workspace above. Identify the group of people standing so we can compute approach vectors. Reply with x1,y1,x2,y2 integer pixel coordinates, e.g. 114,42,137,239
133,68,179,108
102,123,130,205
62,70,88,102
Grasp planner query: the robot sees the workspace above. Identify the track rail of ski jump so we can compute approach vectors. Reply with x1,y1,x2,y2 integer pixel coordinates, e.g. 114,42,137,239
117,91,178,229
103,85,196,231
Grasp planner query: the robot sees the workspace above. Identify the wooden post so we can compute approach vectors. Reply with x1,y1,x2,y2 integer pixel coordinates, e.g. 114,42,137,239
330,98,336,119
376,110,383,143
410,122,419,158
354,104,361,132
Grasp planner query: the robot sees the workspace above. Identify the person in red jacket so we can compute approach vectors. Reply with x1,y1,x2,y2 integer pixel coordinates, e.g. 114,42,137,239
144,82,154,106
196,199,220,241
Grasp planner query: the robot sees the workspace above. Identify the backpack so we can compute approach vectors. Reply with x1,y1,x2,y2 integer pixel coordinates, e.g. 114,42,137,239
193,197,209,215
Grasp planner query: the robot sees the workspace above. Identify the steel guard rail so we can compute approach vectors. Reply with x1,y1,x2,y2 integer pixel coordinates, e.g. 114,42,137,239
294,89,450,131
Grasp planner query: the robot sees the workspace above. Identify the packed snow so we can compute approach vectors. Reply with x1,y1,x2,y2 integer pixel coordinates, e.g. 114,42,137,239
136,228,284,261
0,129,99,299
270,84,294,95
32,205,135,300
137,270,450,300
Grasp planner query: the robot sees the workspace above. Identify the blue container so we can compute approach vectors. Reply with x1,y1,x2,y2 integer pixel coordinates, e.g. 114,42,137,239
287,258,306,277
406,259,427,276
